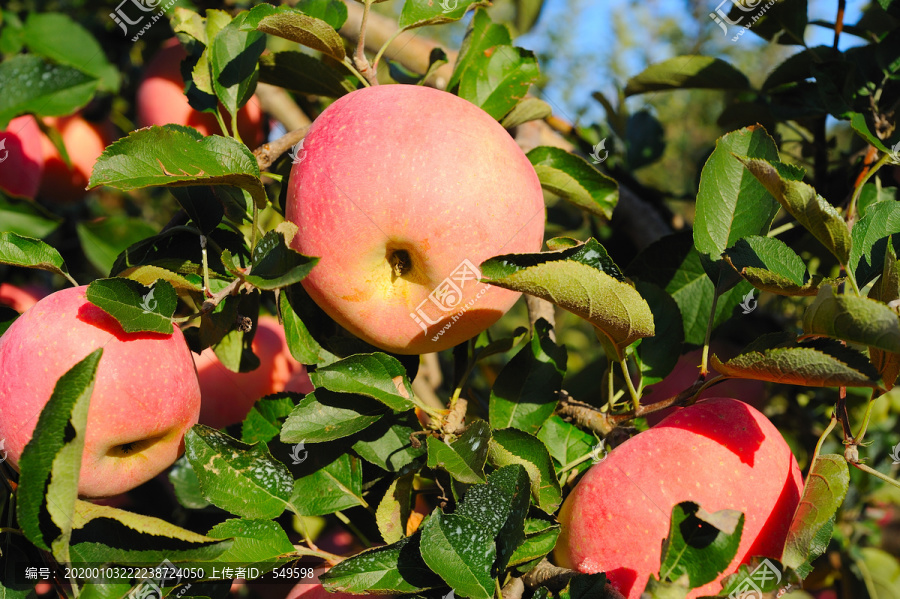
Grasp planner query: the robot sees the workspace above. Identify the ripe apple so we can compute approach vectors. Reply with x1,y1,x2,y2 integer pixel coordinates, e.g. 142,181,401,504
195,315,313,429
136,38,265,148
0,283,48,313
285,84,546,354
554,397,803,599
38,115,113,203
0,286,201,497
0,115,45,199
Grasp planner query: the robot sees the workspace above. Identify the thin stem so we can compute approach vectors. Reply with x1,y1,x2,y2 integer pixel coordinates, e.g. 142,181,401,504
342,57,371,87
200,235,211,298
373,29,404,72
847,152,892,228
700,288,721,377
291,545,345,565
558,451,596,476
767,221,798,237
812,413,838,465
214,109,229,140
605,362,615,411
852,461,900,490
352,0,378,85
261,172,283,182
412,396,444,422
0,527,22,535
854,389,882,444
250,203,260,251
495,577,503,599
335,510,373,547
617,356,640,410
62,272,79,287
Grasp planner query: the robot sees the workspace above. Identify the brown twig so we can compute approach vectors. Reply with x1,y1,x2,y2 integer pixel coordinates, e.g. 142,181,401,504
526,296,557,342
501,577,525,599
254,82,312,131
442,397,468,435
352,0,380,86
253,127,308,172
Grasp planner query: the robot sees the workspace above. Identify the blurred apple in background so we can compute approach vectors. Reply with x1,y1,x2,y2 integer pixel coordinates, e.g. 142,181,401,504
137,38,265,148
0,115,45,199
195,316,313,429
0,283,49,313
38,115,113,203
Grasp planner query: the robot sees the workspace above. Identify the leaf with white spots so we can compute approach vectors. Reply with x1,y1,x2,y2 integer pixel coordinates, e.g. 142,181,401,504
184,425,294,520
488,428,562,514
320,534,442,594
310,353,415,411
420,511,497,599
426,420,492,484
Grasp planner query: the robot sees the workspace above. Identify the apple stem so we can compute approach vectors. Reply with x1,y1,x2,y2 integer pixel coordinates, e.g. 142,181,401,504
617,356,641,410
200,235,211,298
700,282,722,378
335,510,374,548
851,461,900,491
811,412,838,465
853,388,883,444
352,0,380,86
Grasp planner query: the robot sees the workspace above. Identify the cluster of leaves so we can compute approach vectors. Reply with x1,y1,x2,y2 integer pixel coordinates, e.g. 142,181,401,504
2,0,900,598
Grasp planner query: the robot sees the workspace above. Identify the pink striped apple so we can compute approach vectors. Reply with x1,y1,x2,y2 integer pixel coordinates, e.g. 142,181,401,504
0,286,200,497
285,84,545,354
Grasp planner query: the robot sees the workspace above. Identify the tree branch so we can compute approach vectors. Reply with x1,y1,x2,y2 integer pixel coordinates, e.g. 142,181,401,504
254,127,308,172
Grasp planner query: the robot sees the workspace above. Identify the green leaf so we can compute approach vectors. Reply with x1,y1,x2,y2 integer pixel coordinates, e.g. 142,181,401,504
238,229,317,290
489,319,566,433
310,353,415,411
320,534,441,594
719,558,790,598
208,11,266,124
693,126,781,267
508,520,560,568
458,45,540,120
627,231,755,345
632,281,684,386
398,0,490,30
488,428,562,513
206,518,295,564
419,511,496,599
293,0,348,29
658,502,744,588
184,426,294,520
280,389,385,444
259,51,355,97
526,146,618,220
242,393,296,444
481,238,654,355
0,54,98,128
448,9,512,92
426,420,492,484
17,350,101,559
257,11,346,60
849,200,900,288
68,499,231,563
857,548,900,599
24,13,119,92
0,232,72,281
168,455,211,510
857,184,897,219
849,112,891,153
625,110,666,169
803,285,900,354
85,278,176,335
868,243,900,389
624,56,749,96
376,474,414,544
0,194,61,238
118,264,203,293
536,415,595,476
88,126,266,209
289,453,366,516
783,454,849,574
501,97,553,128
280,289,328,365
723,235,832,297
456,465,531,573
351,413,425,472
558,573,613,599
76,217,157,276
710,334,881,388
738,157,851,267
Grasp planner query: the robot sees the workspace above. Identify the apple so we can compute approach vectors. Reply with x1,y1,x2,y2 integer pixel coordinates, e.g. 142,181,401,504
0,115,45,199
554,397,803,599
136,38,265,148
38,115,113,203
0,283,48,313
0,286,201,497
285,84,546,354
195,315,313,429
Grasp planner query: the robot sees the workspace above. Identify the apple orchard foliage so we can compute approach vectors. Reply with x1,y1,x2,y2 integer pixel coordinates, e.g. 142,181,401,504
1,1,900,598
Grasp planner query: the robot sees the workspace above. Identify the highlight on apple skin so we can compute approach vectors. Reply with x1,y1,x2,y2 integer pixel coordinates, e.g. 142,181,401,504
285,84,546,355
0,286,201,497
194,315,313,430
136,38,265,148
554,397,803,599
0,115,45,199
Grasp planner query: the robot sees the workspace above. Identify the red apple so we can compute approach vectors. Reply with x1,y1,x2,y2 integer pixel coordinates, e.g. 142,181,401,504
0,286,201,497
554,397,803,599
285,84,546,354
195,316,313,429
0,115,45,199
38,115,113,203
136,38,264,148
0,283,48,313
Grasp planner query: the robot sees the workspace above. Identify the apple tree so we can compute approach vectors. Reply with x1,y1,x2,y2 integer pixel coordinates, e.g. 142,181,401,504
1,0,900,598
